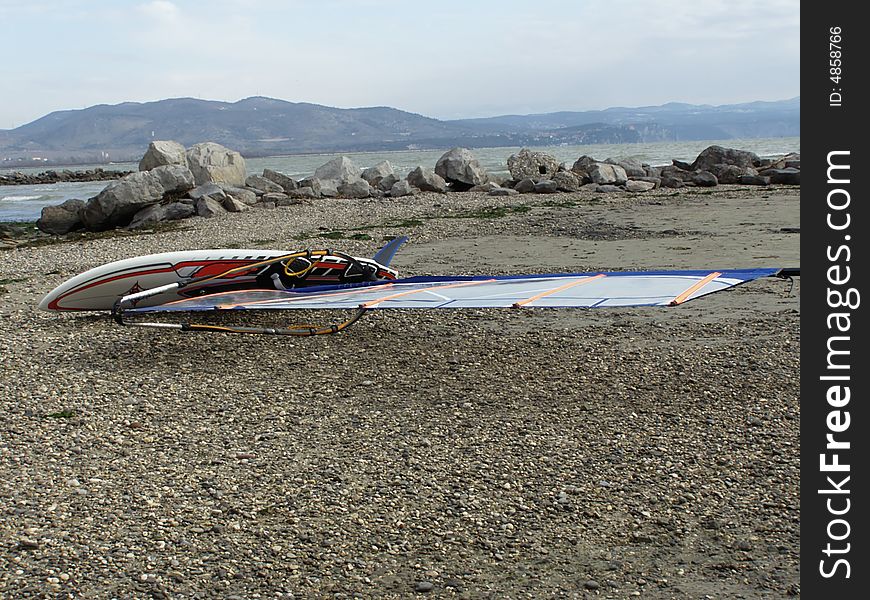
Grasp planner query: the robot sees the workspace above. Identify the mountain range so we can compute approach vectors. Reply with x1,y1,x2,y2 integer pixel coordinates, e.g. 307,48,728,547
0,96,799,165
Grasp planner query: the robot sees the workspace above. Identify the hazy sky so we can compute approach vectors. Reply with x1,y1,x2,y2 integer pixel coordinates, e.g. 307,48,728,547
0,0,800,129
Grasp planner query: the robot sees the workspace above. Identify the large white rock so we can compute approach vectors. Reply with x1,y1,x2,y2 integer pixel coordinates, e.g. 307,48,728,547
186,142,247,186
150,164,196,192
361,161,395,188
389,180,416,197
139,140,187,171
314,156,362,183
587,163,628,185
245,174,283,194
338,179,372,199
507,148,560,181
605,157,646,178
435,147,488,189
262,169,298,191
406,166,447,193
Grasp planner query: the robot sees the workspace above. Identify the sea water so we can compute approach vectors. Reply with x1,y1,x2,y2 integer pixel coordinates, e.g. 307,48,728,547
0,137,800,222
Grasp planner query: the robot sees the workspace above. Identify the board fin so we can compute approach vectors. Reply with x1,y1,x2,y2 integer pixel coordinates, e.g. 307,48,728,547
372,236,407,267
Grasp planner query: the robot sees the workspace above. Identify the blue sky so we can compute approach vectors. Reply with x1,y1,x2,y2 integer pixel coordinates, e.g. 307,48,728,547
0,0,800,129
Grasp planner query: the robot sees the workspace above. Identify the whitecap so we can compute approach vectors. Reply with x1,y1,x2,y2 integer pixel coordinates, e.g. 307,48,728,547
0,194,45,202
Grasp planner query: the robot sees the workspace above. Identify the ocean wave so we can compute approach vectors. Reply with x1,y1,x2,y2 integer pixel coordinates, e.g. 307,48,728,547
0,194,46,202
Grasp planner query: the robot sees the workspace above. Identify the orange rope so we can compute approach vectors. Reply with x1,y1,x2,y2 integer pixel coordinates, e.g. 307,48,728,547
513,274,605,308
669,272,722,306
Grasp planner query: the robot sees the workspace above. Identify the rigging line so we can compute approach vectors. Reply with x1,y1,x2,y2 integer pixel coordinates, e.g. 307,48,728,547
214,282,397,310
359,279,497,309
513,274,606,308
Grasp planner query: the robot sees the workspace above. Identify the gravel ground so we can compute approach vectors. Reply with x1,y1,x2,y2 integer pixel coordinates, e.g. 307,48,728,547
1,186,800,599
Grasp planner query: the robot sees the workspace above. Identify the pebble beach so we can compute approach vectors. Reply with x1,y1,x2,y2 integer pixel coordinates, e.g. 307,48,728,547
1,185,800,598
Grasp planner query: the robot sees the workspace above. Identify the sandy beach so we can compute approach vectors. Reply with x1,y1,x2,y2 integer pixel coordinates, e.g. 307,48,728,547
1,185,799,598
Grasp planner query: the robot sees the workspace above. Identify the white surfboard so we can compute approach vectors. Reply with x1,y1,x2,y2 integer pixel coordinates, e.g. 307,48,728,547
39,249,297,311
40,238,408,312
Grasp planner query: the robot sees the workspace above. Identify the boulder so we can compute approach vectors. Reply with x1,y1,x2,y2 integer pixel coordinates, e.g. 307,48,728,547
222,196,250,213
245,174,284,194
126,205,165,229
632,176,661,188
644,165,662,177
514,178,536,194
691,171,718,187
406,167,447,193
314,156,362,183
195,197,226,218
361,161,395,188
338,179,372,199
625,180,656,192
533,180,558,194
588,163,627,185
186,142,246,186
36,199,85,235
377,173,399,193
660,177,684,188
435,147,488,190
552,171,582,192
708,164,756,184
261,192,289,204
739,175,771,186
605,157,646,178
297,177,322,195
164,202,196,220
389,180,416,197
488,188,519,196
659,165,692,181
262,169,298,191
286,187,320,200
672,159,694,171
139,140,187,171
81,166,194,230
319,180,340,198
189,183,228,202
765,152,800,170
571,155,597,175
128,202,195,228
507,148,560,181
764,168,800,185
691,145,761,171
150,165,195,197
220,186,258,205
